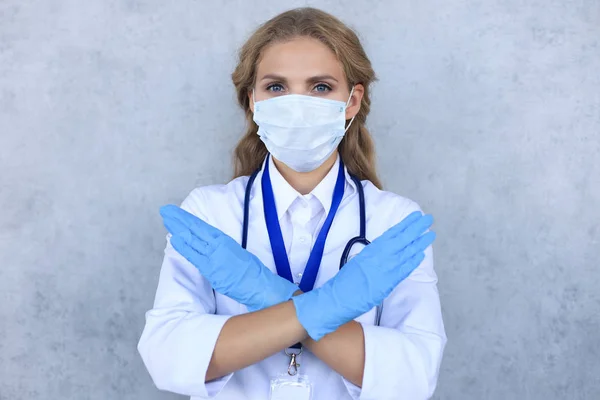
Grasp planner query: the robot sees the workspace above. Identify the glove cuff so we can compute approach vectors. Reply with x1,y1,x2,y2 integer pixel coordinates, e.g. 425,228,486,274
292,290,335,341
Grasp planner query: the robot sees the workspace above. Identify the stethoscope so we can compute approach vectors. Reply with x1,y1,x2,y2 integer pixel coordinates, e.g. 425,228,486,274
240,162,383,326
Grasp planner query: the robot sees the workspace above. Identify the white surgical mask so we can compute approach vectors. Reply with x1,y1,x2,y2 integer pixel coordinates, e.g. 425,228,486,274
252,88,355,172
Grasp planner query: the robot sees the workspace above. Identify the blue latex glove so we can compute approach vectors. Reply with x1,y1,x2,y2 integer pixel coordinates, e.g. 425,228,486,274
160,204,298,312
292,211,436,341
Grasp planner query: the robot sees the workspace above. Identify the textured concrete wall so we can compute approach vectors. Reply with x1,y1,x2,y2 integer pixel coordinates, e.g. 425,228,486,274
1,1,598,399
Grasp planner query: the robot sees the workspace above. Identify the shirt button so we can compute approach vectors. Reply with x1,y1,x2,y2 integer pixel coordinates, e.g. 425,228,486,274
294,273,303,285
301,201,308,208
299,236,308,243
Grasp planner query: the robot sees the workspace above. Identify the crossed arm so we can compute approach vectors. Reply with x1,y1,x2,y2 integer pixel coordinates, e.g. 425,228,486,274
155,203,438,395
206,292,366,387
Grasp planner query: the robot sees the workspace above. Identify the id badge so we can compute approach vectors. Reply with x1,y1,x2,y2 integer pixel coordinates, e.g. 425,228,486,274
269,373,312,400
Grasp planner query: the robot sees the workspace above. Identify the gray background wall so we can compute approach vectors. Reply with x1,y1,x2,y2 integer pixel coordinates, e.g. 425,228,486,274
1,0,598,399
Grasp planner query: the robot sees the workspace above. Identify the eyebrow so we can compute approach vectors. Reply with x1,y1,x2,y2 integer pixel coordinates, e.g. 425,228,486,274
259,74,339,83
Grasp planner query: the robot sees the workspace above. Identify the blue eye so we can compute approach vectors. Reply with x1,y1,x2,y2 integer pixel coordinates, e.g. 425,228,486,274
314,83,331,93
267,84,284,92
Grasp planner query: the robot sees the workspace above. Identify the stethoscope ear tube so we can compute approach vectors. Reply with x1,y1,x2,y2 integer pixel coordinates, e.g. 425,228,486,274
241,168,261,250
339,174,370,269
339,236,370,269
339,174,382,326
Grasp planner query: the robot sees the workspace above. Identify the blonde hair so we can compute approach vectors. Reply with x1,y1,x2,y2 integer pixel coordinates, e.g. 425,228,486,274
231,7,382,189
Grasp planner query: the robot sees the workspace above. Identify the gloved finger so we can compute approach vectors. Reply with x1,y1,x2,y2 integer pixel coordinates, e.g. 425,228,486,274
170,234,211,269
162,215,209,247
160,205,222,242
393,214,434,246
395,231,436,263
377,211,423,240
173,226,212,255
399,251,426,278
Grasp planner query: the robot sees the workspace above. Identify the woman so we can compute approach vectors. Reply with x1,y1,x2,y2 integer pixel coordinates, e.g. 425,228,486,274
138,7,446,400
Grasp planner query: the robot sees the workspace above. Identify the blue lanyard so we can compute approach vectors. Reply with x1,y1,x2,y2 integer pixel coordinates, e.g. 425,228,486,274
261,156,346,293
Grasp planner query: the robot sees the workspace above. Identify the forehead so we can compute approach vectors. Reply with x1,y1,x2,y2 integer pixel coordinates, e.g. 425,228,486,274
256,37,345,79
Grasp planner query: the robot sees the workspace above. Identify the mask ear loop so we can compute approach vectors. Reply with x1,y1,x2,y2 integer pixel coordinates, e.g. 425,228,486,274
344,86,356,133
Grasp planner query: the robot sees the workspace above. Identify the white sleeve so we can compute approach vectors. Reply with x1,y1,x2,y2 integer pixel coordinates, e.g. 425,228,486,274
342,201,447,400
137,190,233,398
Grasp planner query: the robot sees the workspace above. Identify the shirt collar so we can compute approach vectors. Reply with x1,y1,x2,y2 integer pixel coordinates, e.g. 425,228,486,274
266,155,301,220
261,154,357,220
310,155,342,215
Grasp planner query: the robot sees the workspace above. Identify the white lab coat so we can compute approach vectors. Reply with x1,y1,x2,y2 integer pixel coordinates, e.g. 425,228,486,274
138,156,446,399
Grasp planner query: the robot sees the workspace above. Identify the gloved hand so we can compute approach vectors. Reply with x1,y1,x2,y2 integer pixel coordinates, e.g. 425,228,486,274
160,204,298,312
292,211,436,341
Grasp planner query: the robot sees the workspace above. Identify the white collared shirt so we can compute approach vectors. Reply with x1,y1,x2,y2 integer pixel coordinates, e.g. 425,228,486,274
138,156,447,400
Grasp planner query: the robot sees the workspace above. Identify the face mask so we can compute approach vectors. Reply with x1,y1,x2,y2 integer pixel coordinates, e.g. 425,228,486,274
252,88,355,173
